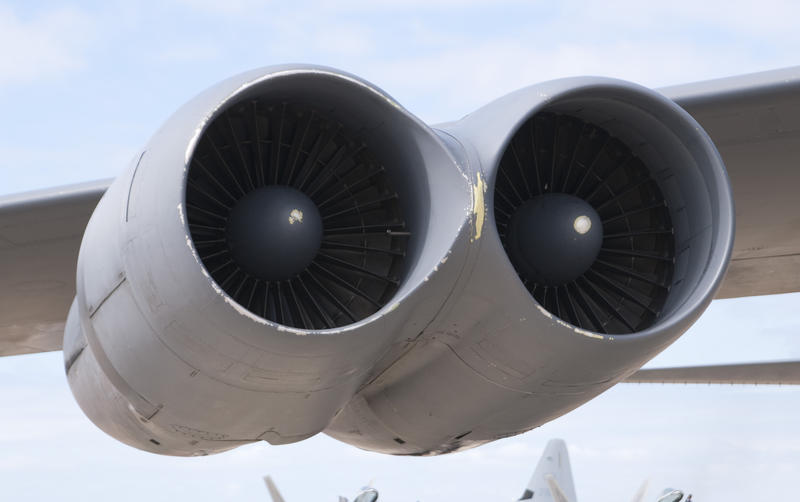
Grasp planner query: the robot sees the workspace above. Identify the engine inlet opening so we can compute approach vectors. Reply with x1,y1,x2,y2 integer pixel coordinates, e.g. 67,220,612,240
495,112,674,334
186,100,408,329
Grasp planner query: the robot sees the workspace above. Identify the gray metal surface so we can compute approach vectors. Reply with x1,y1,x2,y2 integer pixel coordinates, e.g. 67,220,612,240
0,180,108,356
626,360,800,385
326,76,732,455
2,67,799,358
3,67,799,358
64,65,473,455
0,65,796,458
662,66,800,299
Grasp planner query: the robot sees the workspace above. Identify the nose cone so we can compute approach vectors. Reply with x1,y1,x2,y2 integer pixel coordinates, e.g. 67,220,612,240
226,185,323,281
506,193,602,286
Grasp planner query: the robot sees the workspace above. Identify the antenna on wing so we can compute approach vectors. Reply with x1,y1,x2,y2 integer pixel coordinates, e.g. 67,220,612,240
264,476,287,502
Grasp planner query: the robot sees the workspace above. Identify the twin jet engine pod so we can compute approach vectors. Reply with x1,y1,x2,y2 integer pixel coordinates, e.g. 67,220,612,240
63,65,734,457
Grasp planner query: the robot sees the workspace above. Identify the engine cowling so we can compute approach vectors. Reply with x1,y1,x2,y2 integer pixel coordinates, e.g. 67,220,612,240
325,77,734,455
64,66,733,457
64,66,472,455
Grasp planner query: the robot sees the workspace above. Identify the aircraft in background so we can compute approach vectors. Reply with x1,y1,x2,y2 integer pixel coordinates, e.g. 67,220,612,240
2,64,800,458
264,439,688,502
655,490,689,502
515,439,690,502
264,475,379,502
517,439,691,502
517,439,578,502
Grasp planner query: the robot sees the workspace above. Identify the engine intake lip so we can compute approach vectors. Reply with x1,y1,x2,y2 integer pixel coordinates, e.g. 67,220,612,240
177,67,470,335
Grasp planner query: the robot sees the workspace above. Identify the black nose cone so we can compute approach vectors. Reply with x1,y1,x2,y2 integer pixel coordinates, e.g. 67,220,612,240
506,193,602,286
226,185,323,281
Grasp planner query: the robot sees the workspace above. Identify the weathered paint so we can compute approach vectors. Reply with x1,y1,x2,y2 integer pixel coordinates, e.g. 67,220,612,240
536,304,554,319
573,327,605,340
555,318,572,330
471,172,486,242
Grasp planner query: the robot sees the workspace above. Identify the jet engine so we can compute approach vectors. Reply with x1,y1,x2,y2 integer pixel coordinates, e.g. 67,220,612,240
64,65,733,456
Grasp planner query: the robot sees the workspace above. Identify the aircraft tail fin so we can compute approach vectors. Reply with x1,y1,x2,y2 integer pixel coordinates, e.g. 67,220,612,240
518,439,577,502
264,476,287,502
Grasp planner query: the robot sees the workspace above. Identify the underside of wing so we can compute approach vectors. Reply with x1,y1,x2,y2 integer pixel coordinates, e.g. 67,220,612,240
662,67,800,299
626,361,800,385
0,180,107,356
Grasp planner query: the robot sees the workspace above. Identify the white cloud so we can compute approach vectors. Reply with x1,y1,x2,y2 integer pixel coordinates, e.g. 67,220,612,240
157,42,222,63
363,39,746,123
0,6,96,87
172,0,266,15
0,142,135,195
310,25,376,57
319,0,529,8
579,0,800,40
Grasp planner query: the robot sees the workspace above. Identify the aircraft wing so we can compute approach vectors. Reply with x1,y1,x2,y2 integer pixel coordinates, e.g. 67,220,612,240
0,180,107,356
626,361,800,385
662,67,800,299
1,67,800,358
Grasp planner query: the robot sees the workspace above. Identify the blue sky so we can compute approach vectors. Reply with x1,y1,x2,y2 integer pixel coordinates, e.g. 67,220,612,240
1,1,800,500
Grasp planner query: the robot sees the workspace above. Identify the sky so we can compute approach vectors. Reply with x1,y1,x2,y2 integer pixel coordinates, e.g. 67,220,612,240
1,1,800,500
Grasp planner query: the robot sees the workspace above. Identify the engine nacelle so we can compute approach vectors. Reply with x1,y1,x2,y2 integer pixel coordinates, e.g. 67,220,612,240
64,66,472,455
326,77,733,454
64,66,733,457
